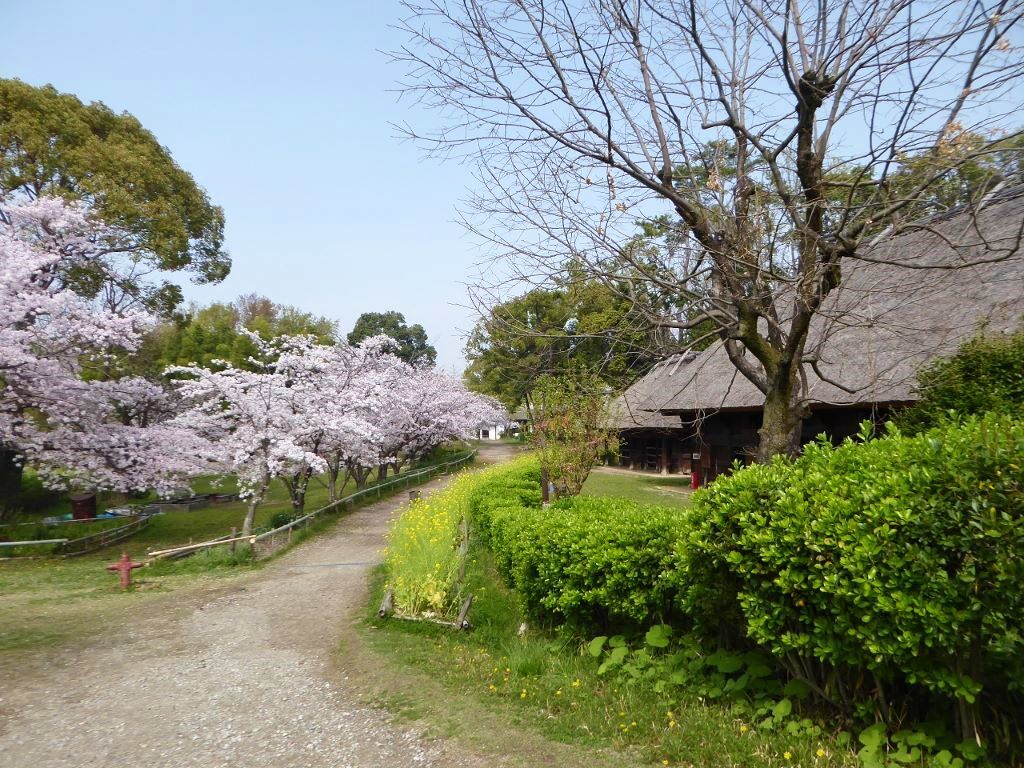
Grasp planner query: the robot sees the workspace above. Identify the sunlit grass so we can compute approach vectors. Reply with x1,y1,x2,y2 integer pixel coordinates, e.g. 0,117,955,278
581,469,692,509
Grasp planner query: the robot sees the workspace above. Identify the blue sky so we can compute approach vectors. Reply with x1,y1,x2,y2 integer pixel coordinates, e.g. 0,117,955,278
2,1,479,372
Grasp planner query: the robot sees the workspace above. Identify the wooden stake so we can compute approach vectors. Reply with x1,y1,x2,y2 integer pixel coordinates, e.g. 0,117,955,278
378,587,394,617
456,593,474,630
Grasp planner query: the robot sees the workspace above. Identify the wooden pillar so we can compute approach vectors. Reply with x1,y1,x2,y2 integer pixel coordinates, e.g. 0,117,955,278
660,437,670,476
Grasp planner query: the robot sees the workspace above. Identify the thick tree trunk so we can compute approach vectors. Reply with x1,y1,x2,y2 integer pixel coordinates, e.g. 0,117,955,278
756,389,806,463
284,469,312,516
353,464,371,490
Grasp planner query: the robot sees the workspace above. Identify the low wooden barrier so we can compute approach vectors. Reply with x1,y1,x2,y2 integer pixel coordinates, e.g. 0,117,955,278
0,538,69,550
0,516,150,559
61,516,150,557
148,450,478,562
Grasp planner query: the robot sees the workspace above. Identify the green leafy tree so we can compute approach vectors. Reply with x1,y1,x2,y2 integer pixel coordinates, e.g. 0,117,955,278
347,311,436,367
0,78,229,314
464,277,670,411
531,372,618,497
896,325,1024,434
120,296,337,377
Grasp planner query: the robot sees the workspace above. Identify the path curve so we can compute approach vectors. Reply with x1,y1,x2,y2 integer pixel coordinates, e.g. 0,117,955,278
0,446,518,768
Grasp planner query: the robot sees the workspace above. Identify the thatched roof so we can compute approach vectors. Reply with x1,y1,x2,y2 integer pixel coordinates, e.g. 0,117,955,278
617,190,1024,425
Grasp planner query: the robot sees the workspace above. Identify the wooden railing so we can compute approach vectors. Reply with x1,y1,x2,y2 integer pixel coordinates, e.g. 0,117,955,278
0,516,151,559
61,516,150,557
148,450,477,562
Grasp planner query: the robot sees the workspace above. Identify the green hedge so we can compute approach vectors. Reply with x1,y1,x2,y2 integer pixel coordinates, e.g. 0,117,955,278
426,422,1024,754
682,414,1024,744
464,455,686,629
466,455,543,546
489,495,686,629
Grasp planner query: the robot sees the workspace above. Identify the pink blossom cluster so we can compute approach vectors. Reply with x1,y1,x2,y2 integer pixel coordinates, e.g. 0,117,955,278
0,198,209,495
1,197,503,510
169,331,504,522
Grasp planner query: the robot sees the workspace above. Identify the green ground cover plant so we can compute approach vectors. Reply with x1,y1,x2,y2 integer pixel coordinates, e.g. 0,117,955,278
368,546,858,768
580,470,692,508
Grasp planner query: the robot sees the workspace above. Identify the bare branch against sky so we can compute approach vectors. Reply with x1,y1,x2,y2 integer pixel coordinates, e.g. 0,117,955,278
394,0,1024,458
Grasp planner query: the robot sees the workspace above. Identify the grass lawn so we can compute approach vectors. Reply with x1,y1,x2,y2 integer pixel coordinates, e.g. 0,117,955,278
363,546,857,768
581,468,693,509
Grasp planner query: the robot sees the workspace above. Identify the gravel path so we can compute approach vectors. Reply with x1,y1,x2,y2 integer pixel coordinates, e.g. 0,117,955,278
0,451,518,768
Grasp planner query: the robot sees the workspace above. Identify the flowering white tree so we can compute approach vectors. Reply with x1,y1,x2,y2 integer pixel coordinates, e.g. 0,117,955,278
265,334,399,512
0,197,206,510
168,333,328,535
374,364,505,477
291,336,406,500
170,329,505,532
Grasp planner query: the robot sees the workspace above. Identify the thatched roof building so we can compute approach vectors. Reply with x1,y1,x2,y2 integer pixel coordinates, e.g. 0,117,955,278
615,189,1024,480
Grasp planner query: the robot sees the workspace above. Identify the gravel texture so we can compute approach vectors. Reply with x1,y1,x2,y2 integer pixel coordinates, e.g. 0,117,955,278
0,464,502,768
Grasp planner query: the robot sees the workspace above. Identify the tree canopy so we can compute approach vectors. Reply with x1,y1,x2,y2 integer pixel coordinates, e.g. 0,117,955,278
464,277,671,410
395,0,1024,460
347,311,436,367
0,78,229,314
140,295,338,374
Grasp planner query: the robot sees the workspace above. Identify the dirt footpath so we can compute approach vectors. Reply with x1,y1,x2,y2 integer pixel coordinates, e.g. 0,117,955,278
0,446,522,768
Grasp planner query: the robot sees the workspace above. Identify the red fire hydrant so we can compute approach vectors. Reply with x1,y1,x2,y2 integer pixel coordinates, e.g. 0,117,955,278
106,552,143,590
691,468,700,490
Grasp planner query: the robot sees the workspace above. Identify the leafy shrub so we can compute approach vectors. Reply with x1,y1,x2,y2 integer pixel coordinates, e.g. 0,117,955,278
16,469,60,513
466,455,542,546
487,494,687,630
682,415,1024,751
897,326,1024,434
530,372,618,495
267,511,296,530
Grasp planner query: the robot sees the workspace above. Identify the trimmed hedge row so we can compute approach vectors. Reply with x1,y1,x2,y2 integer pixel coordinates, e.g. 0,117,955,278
491,495,685,628
466,455,685,628
459,416,1024,753
467,455,542,547
682,415,1024,723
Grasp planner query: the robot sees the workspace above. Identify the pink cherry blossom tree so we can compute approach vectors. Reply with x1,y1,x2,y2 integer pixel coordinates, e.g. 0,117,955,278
168,334,328,535
0,197,207,511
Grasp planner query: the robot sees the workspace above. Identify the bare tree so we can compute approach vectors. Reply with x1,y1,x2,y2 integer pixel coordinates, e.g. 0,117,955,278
394,0,1024,460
